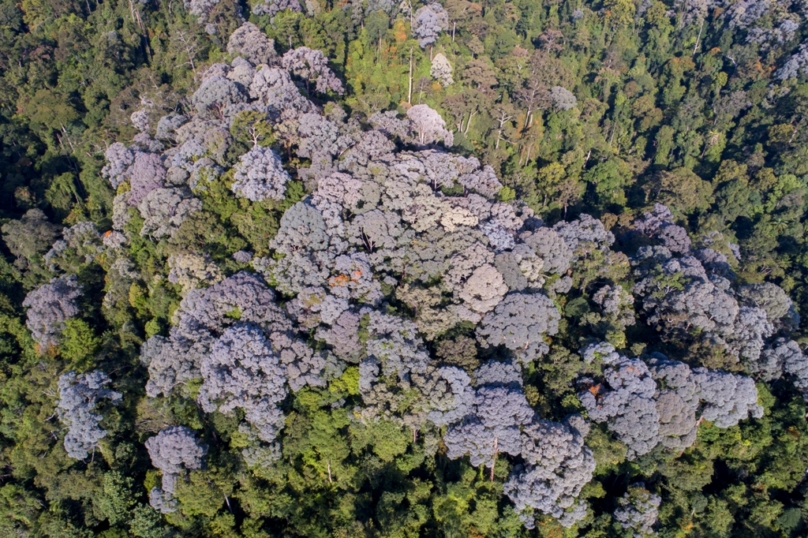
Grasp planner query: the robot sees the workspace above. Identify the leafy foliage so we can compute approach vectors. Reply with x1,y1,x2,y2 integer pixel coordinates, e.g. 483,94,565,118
4,2,808,537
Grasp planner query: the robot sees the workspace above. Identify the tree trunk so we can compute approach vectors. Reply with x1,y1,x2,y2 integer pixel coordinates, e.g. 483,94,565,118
790,119,801,144
489,437,498,482
693,18,705,56
464,111,475,135
408,47,414,105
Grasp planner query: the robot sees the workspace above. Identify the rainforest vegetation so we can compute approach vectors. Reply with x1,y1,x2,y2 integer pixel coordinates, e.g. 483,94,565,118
4,0,808,537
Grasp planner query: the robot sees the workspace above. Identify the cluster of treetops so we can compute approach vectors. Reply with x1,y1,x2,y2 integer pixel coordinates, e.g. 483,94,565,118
4,0,808,537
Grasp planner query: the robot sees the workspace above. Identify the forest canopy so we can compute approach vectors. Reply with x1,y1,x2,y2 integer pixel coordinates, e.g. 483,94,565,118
4,0,808,537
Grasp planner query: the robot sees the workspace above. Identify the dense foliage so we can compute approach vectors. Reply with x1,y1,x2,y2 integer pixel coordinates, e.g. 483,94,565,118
4,1,808,537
